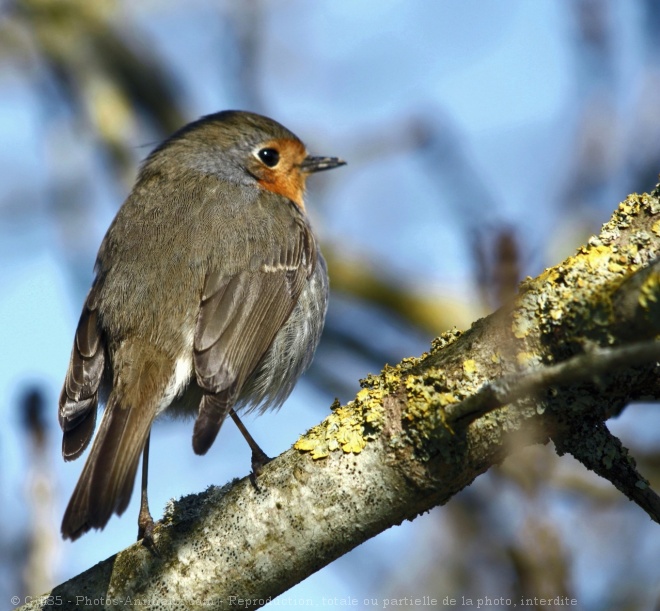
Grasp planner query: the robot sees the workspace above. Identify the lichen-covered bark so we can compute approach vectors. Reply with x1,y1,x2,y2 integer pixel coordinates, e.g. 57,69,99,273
20,190,660,610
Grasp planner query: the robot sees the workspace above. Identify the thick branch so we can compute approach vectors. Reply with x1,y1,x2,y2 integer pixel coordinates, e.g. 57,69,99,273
19,190,660,610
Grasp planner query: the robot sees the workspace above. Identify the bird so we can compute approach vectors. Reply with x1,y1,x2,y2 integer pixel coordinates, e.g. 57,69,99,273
58,110,345,542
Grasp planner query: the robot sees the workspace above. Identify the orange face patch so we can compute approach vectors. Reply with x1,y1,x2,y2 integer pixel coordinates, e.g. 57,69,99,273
256,138,308,209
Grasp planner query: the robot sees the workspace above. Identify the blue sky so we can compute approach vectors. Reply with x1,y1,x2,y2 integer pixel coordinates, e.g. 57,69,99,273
1,1,659,608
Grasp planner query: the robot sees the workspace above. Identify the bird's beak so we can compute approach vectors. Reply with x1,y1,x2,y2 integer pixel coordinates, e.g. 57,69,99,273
300,156,347,174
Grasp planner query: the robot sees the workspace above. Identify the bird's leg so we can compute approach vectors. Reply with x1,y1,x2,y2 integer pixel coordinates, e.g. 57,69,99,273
229,408,271,480
137,432,156,546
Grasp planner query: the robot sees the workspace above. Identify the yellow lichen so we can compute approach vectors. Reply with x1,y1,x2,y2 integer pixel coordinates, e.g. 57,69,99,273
607,260,627,274
618,199,634,216
549,308,563,321
639,271,659,311
431,328,462,353
512,301,536,338
294,367,391,459
438,392,458,406
539,267,561,285
462,359,477,376
652,219,660,237
338,429,367,453
582,244,611,271
517,351,538,367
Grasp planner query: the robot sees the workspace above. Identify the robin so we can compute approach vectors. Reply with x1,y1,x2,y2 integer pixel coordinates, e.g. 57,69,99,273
58,110,345,541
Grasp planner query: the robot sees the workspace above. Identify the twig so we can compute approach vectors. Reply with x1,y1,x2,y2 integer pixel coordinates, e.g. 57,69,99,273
445,340,660,424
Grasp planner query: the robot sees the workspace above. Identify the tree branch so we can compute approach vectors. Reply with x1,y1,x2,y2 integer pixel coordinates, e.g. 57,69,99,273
19,189,660,610
447,339,660,425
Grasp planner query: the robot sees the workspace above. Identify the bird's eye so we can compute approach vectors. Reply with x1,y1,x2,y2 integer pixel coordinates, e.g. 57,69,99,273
257,147,280,167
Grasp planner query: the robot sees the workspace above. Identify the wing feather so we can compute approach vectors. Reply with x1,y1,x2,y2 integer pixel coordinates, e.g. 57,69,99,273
191,218,315,454
59,285,106,460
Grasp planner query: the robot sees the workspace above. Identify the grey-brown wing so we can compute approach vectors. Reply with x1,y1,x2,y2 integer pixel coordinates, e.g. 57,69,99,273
192,223,315,455
59,284,106,461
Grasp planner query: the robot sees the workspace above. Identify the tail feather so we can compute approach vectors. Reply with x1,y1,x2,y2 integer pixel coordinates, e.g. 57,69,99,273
61,350,170,541
61,395,155,540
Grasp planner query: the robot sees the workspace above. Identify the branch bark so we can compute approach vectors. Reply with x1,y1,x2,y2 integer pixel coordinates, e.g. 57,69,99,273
20,188,660,610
